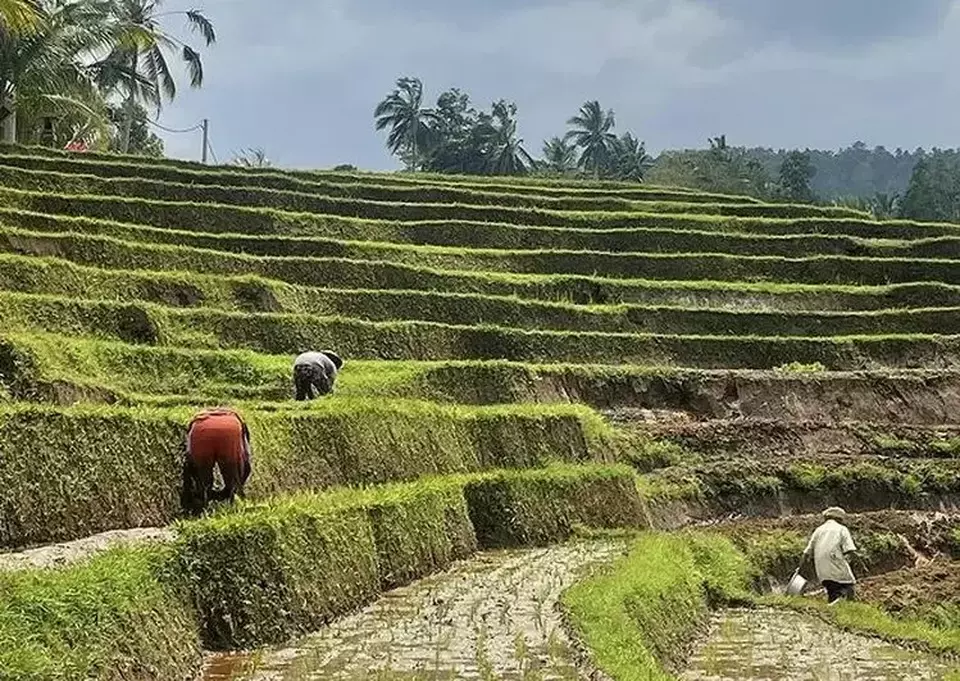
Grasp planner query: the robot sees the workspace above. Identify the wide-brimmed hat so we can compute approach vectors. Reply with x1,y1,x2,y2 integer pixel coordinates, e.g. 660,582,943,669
822,506,847,521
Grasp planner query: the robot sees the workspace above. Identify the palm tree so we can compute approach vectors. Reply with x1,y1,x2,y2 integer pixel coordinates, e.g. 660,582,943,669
0,0,40,34
564,100,617,178
374,76,436,171
99,0,215,153
708,134,727,151
0,0,116,144
541,136,578,174
869,192,900,220
232,147,271,168
611,132,653,182
481,101,533,175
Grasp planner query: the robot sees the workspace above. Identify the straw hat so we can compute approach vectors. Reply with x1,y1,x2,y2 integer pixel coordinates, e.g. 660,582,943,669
822,506,847,521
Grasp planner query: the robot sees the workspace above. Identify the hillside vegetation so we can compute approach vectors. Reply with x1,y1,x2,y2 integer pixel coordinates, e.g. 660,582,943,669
2,144,960,680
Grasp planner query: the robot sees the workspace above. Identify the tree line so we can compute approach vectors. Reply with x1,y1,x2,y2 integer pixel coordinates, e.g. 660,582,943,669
0,0,216,156
374,76,960,222
373,77,653,182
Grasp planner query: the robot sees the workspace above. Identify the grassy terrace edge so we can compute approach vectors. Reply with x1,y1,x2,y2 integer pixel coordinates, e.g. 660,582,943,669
6,265,960,339
0,165,868,230
0,464,644,679
9,206,960,267
0,153,851,217
5,291,960,370
0,400,614,548
0,143,766,201
0,184,950,244
11,226,960,305
4,202,953,264
563,531,960,681
10,333,960,425
5,252,960,314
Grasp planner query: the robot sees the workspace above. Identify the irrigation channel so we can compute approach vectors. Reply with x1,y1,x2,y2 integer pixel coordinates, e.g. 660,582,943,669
195,540,955,681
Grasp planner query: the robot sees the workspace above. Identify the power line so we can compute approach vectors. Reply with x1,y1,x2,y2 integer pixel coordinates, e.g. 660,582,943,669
146,119,204,134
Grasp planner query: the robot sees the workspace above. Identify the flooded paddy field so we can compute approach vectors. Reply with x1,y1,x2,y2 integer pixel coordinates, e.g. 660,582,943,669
199,541,624,681
683,607,954,681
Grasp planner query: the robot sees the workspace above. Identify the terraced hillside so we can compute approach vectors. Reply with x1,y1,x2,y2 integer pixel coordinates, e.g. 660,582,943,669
2,144,960,680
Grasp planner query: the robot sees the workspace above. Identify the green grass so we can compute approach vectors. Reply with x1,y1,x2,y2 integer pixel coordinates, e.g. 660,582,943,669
7,290,960,370
0,181,947,249
178,463,643,649
0,143,772,202
0,464,644,674
562,531,751,680
7,251,960,315
766,595,960,661
0,152,859,218
10,332,959,414
3,201,937,263
0,165,872,237
0,399,614,548
643,457,960,517
10,206,960,287
0,545,200,681
565,531,960,680
9,220,960,300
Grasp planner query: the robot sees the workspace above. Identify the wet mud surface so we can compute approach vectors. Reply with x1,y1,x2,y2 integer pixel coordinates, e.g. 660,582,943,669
0,527,172,571
199,540,625,681
859,560,960,616
683,607,955,681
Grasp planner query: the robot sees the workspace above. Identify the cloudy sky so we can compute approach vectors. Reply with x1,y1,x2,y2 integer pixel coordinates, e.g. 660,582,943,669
155,0,960,169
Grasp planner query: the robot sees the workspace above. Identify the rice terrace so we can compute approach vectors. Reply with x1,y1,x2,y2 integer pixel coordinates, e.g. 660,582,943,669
2,139,960,681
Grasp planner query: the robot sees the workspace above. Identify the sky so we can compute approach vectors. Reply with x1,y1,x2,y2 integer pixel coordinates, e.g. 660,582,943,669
155,0,960,170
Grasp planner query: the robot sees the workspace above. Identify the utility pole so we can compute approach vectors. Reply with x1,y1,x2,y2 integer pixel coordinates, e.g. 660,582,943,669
201,118,209,163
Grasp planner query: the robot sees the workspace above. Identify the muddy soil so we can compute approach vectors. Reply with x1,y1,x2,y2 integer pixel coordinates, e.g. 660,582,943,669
683,607,955,680
626,418,960,463
592,371,960,425
0,527,172,571
859,561,960,617
708,510,960,561
198,540,625,681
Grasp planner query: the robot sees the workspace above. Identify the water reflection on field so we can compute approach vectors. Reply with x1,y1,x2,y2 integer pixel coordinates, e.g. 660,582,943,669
199,541,623,681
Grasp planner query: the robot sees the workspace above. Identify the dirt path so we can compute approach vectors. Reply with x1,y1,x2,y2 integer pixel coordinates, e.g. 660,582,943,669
0,528,173,571
682,607,955,681
200,540,625,681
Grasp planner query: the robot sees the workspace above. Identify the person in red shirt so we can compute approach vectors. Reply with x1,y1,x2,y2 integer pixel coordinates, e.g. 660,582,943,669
181,407,252,515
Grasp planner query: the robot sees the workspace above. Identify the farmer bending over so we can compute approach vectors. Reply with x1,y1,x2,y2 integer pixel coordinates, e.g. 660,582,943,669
293,350,344,400
181,407,252,515
802,506,858,603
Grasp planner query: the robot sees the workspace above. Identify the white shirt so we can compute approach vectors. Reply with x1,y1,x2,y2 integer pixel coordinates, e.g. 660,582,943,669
804,519,857,584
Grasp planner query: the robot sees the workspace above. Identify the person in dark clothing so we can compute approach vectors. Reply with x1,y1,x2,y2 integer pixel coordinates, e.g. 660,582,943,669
293,350,344,400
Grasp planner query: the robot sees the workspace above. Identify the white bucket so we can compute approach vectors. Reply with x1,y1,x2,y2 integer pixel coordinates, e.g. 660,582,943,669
785,569,808,596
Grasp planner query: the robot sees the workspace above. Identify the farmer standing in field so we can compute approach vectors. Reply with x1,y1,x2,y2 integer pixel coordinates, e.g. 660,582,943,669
181,406,252,515
293,350,344,400
801,506,859,603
